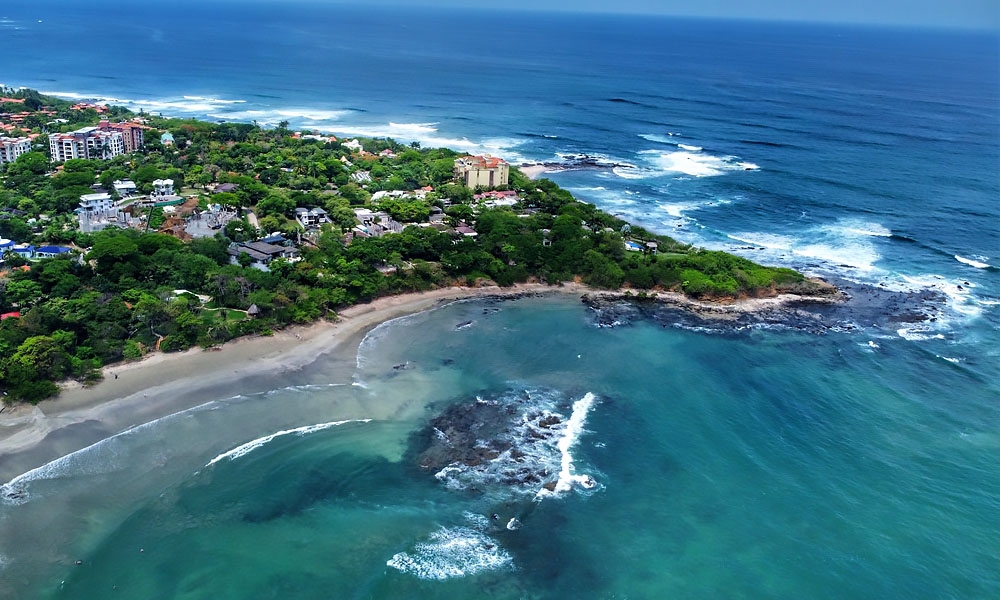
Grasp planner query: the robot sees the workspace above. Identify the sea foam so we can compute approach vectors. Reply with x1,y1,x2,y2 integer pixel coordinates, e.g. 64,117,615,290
536,392,598,498
387,526,512,580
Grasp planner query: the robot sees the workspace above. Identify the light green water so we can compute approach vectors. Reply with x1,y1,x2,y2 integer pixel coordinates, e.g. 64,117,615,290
1,296,997,599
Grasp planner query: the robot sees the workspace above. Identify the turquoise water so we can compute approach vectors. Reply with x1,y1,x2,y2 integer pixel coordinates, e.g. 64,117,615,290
3,296,996,598
1,7,998,594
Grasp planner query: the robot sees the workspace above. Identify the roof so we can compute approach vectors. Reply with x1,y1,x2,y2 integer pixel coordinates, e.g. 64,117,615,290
260,234,288,245
0,312,20,321
36,245,72,253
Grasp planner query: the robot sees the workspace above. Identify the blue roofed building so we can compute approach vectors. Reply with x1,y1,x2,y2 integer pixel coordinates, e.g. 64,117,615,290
34,245,73,259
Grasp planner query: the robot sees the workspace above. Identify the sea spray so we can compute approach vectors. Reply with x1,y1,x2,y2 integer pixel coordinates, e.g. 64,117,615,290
536,392,598,498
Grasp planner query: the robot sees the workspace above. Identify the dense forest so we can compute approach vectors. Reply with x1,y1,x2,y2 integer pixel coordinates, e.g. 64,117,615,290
0,90,820,402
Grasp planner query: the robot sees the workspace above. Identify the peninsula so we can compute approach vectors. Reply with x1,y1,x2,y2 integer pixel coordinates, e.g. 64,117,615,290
0,88,836,404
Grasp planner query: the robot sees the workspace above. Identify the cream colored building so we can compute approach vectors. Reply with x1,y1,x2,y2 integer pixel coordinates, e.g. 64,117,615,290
454,155,509,189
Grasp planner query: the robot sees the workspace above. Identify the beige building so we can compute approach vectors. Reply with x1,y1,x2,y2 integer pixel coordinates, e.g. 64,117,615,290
454,155,509,189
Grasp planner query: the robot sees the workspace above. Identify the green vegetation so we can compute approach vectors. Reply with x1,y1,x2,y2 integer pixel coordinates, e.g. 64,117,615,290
0,90,823,403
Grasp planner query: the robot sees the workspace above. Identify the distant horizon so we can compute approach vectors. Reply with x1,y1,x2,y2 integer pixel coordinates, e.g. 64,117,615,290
8,0,1000,31
223,0,1000,31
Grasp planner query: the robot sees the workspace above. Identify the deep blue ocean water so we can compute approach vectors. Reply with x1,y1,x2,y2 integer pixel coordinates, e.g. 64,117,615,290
1,3,998,598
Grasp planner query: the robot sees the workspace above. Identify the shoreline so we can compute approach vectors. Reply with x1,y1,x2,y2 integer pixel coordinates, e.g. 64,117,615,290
0,280,838,483
0,283,583,482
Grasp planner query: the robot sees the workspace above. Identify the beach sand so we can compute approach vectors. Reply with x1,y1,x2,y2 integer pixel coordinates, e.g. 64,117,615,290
0,283,581,482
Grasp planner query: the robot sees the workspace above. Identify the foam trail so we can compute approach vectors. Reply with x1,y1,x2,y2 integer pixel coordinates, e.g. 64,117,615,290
955,255,990,269
537,392,597,498
205,419,371,467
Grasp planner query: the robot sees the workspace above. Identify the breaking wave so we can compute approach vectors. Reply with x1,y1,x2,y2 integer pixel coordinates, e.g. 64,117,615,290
955,255,990,269
205,419,371,467
387,521,512,580
635,148,759,178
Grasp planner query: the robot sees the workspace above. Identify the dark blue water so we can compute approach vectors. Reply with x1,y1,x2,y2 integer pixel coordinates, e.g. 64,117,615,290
1,4,998,598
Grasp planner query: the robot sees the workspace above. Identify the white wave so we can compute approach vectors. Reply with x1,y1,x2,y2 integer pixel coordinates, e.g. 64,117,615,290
638,149,759,178
727,232,795,250
955,255,990,269
612,166,651,179
387,526,512,580
938,355,962,364
677,143,703,152
1,399,229,505
841,223,892,237
536,392,597,499
205,419,370,467
792,242,880,271
639,133,673,144
182,95,246,104
896,327,946,341
896,274,982,318
326,122,526,158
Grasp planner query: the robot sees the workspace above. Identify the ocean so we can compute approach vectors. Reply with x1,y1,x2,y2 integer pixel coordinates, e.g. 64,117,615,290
1,3,998,598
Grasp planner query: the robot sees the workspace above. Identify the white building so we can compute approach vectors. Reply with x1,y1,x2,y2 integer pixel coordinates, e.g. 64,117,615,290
48,127,125,162
152,178,175,198
113,179,137,197
0,137,32,165
295,207,329,228
79,192,115,215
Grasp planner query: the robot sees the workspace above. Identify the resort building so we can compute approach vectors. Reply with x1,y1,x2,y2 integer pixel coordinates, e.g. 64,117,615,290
98,120,145,153
0,136,32,164
454,155,509,189
48,127,125,162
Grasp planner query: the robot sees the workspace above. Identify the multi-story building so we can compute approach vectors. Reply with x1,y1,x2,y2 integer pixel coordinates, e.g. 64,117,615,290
454,155,509,189
152,178,174,198
0,136,32,164
48,127,125,162
98,120,145,153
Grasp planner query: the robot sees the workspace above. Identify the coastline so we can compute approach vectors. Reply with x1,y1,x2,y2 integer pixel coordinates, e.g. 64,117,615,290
0,280,838,483
0,283,572,483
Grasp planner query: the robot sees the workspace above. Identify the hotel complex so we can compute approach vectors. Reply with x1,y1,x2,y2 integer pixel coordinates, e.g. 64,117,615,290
47,120,145,162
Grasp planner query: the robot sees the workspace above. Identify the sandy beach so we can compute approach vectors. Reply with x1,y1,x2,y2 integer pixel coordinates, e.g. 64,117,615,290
0,283,585,483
